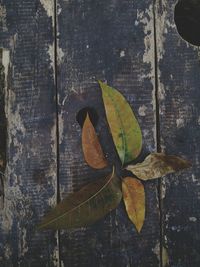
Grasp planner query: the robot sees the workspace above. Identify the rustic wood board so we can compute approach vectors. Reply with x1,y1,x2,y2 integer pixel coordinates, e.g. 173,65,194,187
57,0,160,266
1,0,199,266
0,1,59,266
156,0,200,266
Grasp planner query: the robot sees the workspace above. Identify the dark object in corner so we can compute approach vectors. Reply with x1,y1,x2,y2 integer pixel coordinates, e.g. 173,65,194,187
174,0,200,46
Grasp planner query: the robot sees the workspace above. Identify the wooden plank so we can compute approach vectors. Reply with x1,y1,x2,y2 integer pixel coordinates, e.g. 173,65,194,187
155,0,200,266
57,0,160,266
0,1,59,265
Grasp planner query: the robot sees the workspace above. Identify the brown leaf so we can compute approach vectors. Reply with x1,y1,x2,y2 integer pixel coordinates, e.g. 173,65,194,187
122,177,145,232
82,113,108,169
38,169,122,230
126,153,191,180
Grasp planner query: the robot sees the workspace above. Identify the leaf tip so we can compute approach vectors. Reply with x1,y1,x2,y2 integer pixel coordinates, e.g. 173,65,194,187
136,223,143,233
98,80,107,93
85,112,90,121
97,80,103,85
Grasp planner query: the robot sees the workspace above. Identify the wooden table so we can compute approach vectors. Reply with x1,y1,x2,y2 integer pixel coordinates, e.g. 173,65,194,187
0,0,199,266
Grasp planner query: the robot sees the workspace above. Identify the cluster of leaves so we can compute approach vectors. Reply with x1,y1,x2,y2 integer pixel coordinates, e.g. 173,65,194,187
38,81,191,232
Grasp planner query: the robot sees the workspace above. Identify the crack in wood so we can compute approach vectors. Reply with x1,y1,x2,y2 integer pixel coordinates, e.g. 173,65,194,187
0,48,8,210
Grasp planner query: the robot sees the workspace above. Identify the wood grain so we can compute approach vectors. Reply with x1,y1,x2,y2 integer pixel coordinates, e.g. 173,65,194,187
155,0,200,266
57,0,160,266
0,1,59,265
1,0,199,265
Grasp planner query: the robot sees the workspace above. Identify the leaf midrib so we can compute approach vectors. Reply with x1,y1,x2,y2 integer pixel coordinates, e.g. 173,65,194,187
105,88,127,165
39,169,115,228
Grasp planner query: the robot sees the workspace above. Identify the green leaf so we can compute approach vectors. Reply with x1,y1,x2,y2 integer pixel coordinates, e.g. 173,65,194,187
126,153,191,180
98,81,142,165
38,170,122,230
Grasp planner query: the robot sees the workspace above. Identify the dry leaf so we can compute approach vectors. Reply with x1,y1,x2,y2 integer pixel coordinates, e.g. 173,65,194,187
122,177,145,232
98,81,142,166
38,169,122,230
126,153,191,180
82,113,108,169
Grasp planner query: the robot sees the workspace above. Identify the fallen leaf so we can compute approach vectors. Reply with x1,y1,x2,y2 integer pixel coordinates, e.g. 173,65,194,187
122,177,145,232
98,81,142,166
82,113,108,169
126,153,191,180
38,169,122,230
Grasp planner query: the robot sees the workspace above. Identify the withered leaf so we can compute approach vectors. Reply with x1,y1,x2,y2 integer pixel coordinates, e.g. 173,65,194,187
122,177,145,232
38,170,122,230
98,81,142,166
82,113,108,169
126,153,191,180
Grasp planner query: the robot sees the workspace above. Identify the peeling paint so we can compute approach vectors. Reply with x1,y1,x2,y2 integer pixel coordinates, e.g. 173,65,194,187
161,180,166,199
48,43,55,76
1,86,27,232
162,246,169,267
154,2,170,61
7,103,26,157
48,42,64,81
40,0,54,23
50,118,57,152
58,113,64,145
53,234,60,266
57,2,62,15
137,5,154,80
152,242,160,261
120,50,125,57
158,82,165,101
189,217,197,222
57,45,64,65
1,172,23,232
176,118,185,128
19,228,28,257
137,6,157,147
4,243,12,259
138,105,147,116
0,5,8,32
2,49,10,90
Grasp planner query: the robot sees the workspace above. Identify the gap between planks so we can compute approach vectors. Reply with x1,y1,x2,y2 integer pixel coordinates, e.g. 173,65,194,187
53,0,61,266
153,1,163,266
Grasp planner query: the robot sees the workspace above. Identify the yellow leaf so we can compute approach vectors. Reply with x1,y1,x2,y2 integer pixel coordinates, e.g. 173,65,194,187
126,153,191,180
98,81,142,165
122,177,145,232
82,113,108,169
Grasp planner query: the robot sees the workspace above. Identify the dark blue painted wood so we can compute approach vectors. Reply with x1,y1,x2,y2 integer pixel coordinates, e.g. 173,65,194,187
0,1,59,266
156,0,200,266
57,0,160,266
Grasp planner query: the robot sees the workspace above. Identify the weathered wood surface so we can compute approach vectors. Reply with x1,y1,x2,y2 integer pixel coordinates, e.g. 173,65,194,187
0,1,59,266
57,0,160,266
0,0,199,266
156,0,200,266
